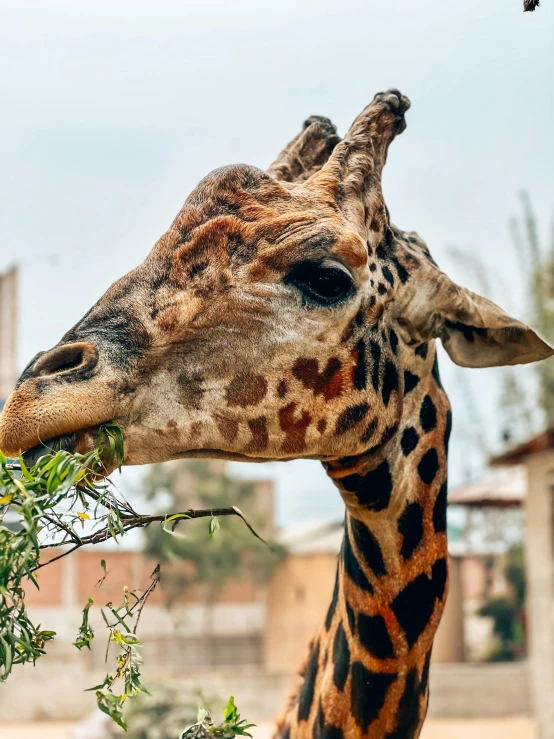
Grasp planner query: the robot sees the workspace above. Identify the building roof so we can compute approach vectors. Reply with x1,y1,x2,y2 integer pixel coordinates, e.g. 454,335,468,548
279,520,343,555
491,427,554,466
448,466,526,507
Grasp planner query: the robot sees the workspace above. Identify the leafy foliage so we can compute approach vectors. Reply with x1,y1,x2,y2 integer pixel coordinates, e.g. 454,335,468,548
106,682,204,739
0,422,124,681
0,428,259,733
74,596,95,650
102,686,254,739
86,565,160,729
181,696,256,739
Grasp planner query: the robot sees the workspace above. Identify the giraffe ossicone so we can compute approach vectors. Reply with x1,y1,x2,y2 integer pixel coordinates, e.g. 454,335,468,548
0,90,551,738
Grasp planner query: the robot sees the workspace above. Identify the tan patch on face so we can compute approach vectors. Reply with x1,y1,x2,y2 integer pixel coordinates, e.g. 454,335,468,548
178,372,204,409
333,232,368,268
225,373,268,407
157,305,181,334
190,420,203,440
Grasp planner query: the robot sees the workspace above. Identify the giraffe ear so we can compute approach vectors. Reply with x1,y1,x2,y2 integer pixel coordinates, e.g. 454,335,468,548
396,268,554,368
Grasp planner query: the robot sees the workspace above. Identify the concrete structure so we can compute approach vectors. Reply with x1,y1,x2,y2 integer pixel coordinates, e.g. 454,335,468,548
264,522,341,674
2,463,538,724
24,545,267,667
494,433,554,739
0,641,531,724
448,467,526,507
0,264,18,404
448,469,528,661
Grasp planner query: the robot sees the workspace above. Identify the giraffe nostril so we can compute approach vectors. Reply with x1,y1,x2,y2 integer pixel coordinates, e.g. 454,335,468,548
32,341,99,379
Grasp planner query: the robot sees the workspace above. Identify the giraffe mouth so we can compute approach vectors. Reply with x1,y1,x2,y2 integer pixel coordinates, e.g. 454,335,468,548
21,433,78,468
20,424,111,469
19,420,125,477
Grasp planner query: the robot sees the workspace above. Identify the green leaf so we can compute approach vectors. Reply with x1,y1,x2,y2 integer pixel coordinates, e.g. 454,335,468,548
224,696,237,722
166,513,191,523
208,517,220,538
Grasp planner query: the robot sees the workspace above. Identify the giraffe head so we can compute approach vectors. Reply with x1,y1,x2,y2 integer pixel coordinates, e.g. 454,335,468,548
1,90,551,469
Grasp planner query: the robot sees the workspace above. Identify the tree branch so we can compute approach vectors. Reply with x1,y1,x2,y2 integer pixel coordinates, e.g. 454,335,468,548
34,506,271,572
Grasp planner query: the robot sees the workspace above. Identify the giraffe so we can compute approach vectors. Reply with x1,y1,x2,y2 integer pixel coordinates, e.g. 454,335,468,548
0,90,552,738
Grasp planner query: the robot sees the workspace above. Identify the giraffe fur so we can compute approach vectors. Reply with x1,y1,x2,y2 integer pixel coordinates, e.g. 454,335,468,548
0,90,552,738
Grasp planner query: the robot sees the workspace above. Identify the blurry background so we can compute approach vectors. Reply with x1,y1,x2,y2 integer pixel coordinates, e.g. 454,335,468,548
1,0,554,737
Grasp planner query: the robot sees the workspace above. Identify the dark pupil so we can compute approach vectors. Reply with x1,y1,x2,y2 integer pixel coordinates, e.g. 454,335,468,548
305,270,347,298
287,264,352,305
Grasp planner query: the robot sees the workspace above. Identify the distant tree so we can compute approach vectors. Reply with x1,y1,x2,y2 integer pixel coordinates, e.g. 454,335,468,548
142,460,285,662
449,192,554,452
478,544,526,662
509,192,554,428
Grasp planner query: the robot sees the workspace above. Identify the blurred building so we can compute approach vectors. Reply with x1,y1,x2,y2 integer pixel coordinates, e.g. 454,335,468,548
264,521,342,674
493,431,554,739
26,547,266,669
448,468,527,661
0,264,19,407
264,520,466,669
22,471,276,673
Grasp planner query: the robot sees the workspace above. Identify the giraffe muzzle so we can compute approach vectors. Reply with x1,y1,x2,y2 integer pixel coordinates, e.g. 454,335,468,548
31,341,99,381
0,340,119,459
21,432,77,468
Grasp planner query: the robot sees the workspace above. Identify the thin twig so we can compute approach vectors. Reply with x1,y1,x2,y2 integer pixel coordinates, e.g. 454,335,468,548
36,543,81,571
41,513,82,546
33,506,272,573
132,565,160,635
229,506,271,548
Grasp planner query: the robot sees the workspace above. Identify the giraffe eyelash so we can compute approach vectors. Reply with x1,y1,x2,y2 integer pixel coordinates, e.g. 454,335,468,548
284,261,355,308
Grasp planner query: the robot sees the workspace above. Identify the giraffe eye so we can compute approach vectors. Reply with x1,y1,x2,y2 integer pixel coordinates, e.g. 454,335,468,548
286,262,354,306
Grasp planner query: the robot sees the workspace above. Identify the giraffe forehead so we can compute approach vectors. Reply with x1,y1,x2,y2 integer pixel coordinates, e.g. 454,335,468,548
149,163,368,277
156,209,356,285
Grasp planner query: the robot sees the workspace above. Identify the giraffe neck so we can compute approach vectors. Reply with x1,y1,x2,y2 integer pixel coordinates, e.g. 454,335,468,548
279,343,451,739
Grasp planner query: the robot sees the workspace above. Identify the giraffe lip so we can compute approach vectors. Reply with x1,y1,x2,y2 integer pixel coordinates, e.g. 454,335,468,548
22,433,77,467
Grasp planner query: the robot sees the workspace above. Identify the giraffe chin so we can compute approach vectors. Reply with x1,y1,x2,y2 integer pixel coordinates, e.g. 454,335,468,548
173,448,341,464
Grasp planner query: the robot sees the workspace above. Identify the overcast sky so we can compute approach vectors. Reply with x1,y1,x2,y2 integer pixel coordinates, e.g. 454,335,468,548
1,0,553,526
